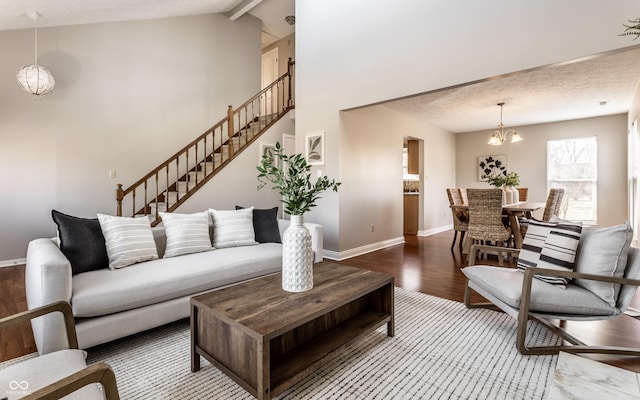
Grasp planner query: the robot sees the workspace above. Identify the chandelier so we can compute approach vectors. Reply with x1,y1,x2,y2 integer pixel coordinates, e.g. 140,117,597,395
16,12,55,96
488,102,522,145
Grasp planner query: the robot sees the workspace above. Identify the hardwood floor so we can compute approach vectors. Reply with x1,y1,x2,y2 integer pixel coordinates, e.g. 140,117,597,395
2,230,640,373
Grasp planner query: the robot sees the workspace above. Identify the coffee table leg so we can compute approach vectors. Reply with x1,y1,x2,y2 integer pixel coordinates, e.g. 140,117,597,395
387,284,395,337
191,305,201,372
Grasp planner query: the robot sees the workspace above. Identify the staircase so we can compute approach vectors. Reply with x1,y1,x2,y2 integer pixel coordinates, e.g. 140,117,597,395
116,59,295,225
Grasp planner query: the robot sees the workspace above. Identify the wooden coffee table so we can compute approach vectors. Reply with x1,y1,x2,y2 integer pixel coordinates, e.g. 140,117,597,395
190,262,394,400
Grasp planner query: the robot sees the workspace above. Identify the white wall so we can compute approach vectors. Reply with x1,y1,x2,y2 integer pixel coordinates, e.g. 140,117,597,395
455,114,628,226
0,13,262,261
337,106,455,254
296,0,639,253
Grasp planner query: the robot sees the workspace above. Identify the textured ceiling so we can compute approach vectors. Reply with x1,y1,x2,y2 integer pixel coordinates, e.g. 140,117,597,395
384,46,640,133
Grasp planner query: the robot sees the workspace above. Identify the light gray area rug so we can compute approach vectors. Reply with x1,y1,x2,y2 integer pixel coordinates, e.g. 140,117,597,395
86,288,559,399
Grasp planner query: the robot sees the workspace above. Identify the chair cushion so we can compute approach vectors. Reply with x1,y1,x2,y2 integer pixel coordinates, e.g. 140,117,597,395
97,214,159,269
159,211,213,257
517,220,582,287
51,210,109,275
463,265,616,315
574,222,633,307
209,207,258,248
0,350,103,400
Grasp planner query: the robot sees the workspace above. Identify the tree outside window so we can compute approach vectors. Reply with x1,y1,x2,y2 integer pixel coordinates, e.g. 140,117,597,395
547,137,597,223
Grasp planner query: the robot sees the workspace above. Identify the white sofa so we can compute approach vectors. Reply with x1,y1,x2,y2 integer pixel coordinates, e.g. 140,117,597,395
26,219,323,354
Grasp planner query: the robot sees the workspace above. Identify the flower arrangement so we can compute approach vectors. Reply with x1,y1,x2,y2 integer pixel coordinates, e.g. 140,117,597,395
257,141,341,216
483,171,520,188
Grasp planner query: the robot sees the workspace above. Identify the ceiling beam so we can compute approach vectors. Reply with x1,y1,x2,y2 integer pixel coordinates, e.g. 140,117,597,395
228,0,264,21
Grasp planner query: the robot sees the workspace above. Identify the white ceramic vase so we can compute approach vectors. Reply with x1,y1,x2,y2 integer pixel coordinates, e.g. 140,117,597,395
282,215,313,292
502,186,512,204
510,186,520,203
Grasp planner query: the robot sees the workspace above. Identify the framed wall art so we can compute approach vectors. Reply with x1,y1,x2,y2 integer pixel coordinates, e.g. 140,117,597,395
305,131,325,165
478,155,507,181
260,142,276,162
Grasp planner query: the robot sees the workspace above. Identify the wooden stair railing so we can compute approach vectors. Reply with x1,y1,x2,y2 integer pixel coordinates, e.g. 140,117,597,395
116,59,295,224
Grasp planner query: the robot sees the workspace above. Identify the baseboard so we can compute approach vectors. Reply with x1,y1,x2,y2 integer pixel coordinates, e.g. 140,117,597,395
322,236,406,261
417,225,452,237
0,258,26,268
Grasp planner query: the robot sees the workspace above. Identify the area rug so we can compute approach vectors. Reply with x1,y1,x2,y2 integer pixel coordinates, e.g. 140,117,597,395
82,288,559,399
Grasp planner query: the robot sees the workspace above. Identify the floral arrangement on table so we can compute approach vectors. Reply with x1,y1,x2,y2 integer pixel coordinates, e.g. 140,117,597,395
257,142,341,215
483,171,520,188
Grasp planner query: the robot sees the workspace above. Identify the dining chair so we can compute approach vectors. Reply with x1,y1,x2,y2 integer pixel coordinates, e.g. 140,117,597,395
521,188,565,237
446,188,468,250
517,187,528,202
466,189,513,265
542,188,565,221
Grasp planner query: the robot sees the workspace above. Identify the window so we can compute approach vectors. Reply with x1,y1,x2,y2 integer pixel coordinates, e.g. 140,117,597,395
547,137,597,223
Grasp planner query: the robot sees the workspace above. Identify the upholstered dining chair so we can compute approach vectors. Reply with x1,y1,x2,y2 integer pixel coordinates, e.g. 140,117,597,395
447,188,468,250
0,301,119,400
466,189,512,265
462,222,640,356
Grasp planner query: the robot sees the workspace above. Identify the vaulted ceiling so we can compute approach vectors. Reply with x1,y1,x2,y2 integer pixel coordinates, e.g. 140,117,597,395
3,0,639,133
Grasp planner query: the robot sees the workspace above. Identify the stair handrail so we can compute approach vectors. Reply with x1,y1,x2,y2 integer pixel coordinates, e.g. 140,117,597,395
116,59,295,219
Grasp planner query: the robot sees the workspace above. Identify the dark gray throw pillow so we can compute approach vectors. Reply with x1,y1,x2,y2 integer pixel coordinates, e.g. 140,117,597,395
51,210,109,275
235,206,281,243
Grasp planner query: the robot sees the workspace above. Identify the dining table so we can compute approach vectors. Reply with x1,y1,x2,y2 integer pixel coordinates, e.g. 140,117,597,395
452,201,546,252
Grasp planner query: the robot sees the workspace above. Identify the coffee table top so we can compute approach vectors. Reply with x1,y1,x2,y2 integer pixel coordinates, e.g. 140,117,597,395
191,261,394,339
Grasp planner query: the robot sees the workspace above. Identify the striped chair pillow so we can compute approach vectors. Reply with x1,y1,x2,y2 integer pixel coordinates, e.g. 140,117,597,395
159,211,213,258
517,219,582,288
97,214,159,269
208,207,258,248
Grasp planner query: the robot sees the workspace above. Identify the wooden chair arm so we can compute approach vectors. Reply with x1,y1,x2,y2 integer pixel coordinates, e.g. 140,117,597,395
21,362,119,400
469,244,521,266
522,266,640,287
0,301,78,349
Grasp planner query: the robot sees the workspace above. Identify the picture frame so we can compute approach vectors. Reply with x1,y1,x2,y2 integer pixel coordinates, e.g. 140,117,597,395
260,142,276,162
305,131,325,165
478,155,507,181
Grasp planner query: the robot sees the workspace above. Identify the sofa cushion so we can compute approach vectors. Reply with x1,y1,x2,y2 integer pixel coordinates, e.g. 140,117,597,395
0,349,103,400
463,265,616,315
236,206,281,243
159,211,213,258
51,210,109,275
97,214,159,269
71,243,282,317
517,220,582,287
574,222,633,307
209,207,258,248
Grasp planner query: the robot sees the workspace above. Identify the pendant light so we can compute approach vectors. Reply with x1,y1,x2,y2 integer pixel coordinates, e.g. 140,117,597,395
488,102,522,145
16,11,55,96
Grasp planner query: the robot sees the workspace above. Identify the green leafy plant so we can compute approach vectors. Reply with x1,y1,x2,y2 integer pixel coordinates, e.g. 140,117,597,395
620,18,640,39
482,173,505,188
504,172,520,187
257,141,341,215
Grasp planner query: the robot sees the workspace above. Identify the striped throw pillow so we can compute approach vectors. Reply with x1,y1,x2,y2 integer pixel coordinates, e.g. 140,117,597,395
209,207,258,248
97,214,159,269
159,211,213,258
517,219,582,288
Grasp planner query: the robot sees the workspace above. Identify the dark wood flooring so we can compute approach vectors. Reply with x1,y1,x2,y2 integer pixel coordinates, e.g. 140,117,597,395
2,230,640,372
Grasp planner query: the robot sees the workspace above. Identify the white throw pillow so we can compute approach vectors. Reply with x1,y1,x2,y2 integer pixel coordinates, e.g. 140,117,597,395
208,207,258,248
97,214,159,269
159,211,213,258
